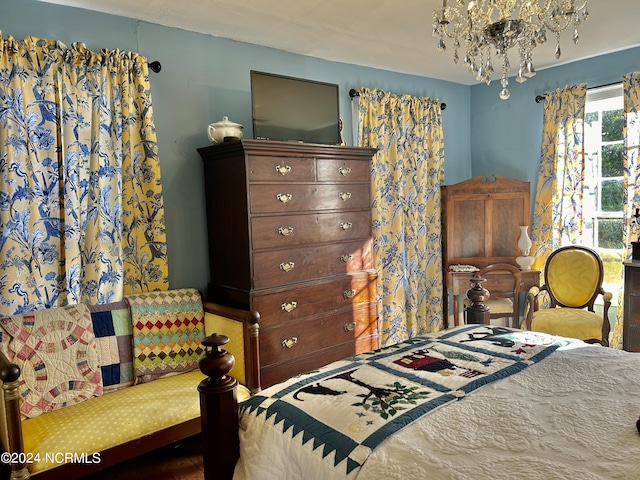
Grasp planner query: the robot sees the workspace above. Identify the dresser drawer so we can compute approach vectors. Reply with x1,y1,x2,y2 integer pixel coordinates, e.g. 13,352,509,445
316,159,370,182
252,272,377,326
249,183,370,214
251,211,371,250
258,303,379,367
248,156,315,182
628,266,640,287
626,292,640,326
259,334,380,389
252,239,373,288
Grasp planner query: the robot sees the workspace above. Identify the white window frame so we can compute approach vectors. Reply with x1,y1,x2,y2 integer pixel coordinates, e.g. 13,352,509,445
584,83,624,304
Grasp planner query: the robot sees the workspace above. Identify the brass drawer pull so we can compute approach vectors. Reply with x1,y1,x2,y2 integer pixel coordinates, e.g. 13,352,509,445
340,254,353,263
338,166,351,176
279,262,295,272
281,301,298,312
282,337,298,349
278,226,294,236
277,193,293,204
344,322,356,332
275,164,292,175
339,192,352,201
339,222,353,231
343,289,356,299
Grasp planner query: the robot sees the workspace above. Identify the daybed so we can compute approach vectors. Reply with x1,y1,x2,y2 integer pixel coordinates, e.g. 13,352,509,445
0,288,259,480
203,324,640,480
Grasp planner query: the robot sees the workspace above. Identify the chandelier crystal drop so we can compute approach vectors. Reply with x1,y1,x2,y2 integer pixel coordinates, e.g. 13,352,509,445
433,1,589,99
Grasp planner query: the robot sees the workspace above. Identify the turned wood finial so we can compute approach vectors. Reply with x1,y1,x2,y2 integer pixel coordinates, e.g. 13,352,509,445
465,275,491,324
199,333,235,383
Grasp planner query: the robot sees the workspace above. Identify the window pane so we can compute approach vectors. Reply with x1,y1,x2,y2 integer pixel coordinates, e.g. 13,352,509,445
598,218,624,249
583,218,594,248
600,180,623,212
601,249,624,300
601,144,624,176
602,109,623,142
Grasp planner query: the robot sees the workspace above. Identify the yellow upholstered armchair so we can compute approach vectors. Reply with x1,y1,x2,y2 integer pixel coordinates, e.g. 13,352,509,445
525,245,612,346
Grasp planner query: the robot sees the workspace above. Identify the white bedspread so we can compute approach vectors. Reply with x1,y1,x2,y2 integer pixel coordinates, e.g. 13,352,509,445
235,339,640,480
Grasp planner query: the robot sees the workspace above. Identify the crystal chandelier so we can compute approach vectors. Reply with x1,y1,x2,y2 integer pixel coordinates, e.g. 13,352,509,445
432,1,589,99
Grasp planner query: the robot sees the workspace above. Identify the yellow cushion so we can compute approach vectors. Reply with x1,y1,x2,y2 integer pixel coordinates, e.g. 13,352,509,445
237,384,251,402
547,250,600,306
204,312,246,386
23,370,205,474
531,308,603,341
484,298,514,315
22,369,250,474
463,298,513,315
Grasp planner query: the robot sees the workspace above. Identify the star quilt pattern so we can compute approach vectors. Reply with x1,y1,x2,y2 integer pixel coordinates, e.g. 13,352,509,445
240,326,577,478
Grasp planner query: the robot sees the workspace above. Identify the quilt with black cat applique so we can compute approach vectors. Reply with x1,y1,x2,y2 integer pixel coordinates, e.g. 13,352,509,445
240,325,578,479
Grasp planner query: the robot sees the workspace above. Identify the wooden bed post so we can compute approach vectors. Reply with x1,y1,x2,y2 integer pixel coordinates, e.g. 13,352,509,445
465,275,491,325
198,333,239,480
0,354,30,480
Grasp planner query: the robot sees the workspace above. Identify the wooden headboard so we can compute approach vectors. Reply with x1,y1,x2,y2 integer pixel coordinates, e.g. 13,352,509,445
441,174,531,268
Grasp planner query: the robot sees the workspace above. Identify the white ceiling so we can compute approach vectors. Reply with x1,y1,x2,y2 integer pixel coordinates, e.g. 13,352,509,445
37,0,640,85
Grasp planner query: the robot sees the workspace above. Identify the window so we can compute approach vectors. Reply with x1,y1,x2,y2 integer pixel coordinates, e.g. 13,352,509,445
584,84,624,302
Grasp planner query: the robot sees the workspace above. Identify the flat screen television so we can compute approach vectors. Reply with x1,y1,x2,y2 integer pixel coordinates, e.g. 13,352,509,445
250,71,341,145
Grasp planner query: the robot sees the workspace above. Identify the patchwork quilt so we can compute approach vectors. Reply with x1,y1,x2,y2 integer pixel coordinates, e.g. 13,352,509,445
240,325,577,478
127,288,205,384
0,304,103,418
89,301,134,392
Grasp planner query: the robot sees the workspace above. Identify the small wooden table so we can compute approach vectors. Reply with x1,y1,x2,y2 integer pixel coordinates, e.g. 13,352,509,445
444,269,540,327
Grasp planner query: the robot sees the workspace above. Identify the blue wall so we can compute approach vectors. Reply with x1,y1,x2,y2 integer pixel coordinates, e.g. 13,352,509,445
5,0,471,293
5,0,639,294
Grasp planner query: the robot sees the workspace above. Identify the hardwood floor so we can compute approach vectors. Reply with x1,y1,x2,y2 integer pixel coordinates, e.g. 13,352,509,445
81,434,204,480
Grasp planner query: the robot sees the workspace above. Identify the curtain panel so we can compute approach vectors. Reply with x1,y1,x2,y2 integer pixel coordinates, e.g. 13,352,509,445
611,72,640,348
355,87,445,346
0,35,168,315
530,83,587,272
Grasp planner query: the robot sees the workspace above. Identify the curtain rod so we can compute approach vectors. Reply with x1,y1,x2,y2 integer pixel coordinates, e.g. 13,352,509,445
148,61,161,73
534,81,621,103
349,88,446,110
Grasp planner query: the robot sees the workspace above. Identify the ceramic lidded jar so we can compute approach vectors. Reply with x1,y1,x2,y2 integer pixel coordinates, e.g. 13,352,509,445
207,116,243,144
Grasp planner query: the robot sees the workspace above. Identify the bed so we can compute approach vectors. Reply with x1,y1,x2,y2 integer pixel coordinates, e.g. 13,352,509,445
202,324,640,480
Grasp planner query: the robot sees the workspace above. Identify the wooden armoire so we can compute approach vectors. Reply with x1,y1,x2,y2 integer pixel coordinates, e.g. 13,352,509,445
198,139,380,388
441,175,540,325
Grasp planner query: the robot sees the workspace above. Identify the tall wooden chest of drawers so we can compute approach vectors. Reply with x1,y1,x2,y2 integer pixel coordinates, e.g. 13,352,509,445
198,140,380,388
623,261,640,351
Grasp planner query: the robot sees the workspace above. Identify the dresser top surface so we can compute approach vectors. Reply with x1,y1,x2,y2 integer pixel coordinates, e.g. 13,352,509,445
198,138,377,158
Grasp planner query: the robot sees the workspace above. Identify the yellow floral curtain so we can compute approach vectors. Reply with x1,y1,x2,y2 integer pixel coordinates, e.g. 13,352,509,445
356,87,445,346
530,83,587,272
0,35,168,315
611,72,640,349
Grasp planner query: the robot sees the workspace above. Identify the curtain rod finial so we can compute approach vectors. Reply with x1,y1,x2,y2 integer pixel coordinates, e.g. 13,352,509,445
148,61,161,73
